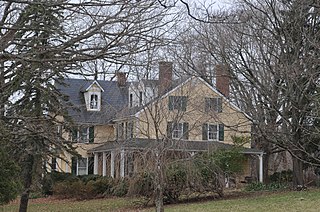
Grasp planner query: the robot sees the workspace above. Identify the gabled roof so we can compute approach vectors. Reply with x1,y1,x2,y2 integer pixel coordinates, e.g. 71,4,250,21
80,80,105,92
134,76,252,121
56,78,128,125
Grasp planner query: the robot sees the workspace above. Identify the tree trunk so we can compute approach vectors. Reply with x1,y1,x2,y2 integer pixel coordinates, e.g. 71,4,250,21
292,152,304,188
19,154,34,212
154,151,164,212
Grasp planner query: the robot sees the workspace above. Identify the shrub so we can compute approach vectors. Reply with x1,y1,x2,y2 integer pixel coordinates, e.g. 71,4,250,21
164,163,188,203
127,172,154,197
245,182,288,192
111,179,128,197
269,170,293,183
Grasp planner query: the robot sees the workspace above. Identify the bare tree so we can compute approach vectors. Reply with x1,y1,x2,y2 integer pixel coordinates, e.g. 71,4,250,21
174,0,320,186
0,0,174,211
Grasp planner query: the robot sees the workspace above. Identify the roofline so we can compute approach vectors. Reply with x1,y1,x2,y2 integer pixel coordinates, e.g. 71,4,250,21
197,77,252,121
134,77,194,117
134,76,252,121
85,80,105,92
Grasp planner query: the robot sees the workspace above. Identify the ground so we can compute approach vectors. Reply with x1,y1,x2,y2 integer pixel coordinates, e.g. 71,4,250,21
1,189,320,212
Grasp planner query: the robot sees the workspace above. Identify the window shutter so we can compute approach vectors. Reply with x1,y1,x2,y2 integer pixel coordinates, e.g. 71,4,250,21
168,96,174,110
71,128,77,142
167,122,172,139
182,122,189,140
71,157,77,175
89,126,94,143
204,98,209,112
218,98,222,113
219,124,224,141
88,157,94,175
202,124,208,140
182,96,187,111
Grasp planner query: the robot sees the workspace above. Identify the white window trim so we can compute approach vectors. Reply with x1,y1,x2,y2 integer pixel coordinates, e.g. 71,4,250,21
172,123,184,139
87,91,101,111
207,124,219,141
74,127,90,143
76,158,88,176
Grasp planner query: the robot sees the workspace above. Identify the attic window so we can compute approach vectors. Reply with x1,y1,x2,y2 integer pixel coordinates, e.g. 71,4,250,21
90,94,98,109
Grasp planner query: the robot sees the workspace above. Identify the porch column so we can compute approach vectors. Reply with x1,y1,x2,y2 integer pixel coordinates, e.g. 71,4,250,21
94,153,99,175
102,152,107,177
258,153,263,183
120,149,125,178
110,150,115,178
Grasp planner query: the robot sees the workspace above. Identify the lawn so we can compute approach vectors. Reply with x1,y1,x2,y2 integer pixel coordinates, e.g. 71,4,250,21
1,189,320,212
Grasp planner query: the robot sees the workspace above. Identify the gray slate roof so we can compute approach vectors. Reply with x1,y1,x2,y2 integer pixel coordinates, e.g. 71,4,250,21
56,78,128,125
88,138,263,155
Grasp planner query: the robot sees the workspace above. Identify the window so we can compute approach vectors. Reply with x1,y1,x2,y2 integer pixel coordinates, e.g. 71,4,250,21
202,123,224,141
168,96,187,111
117,123,125,139
129,93,133,107
139,91,143,106
71,126,94,143
126,122,134,139
167,122,189,139
77,158,88,175
172,123,183,139
90,94,98,109
51,157,57,171
205,97,222,113
71,157,94,176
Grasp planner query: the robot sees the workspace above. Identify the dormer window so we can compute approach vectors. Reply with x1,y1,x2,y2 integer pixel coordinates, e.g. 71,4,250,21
90,94,98,109
83,80,104,111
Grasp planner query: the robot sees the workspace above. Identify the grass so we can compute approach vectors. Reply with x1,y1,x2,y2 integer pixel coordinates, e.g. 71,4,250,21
1,189,320,212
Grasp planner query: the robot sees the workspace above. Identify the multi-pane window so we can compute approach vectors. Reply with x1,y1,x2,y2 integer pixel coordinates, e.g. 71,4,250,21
172,123,184,139
90,94,98,109
167,122,189,140
77,158,88,175
168,96,188,111
205,97,222,113
202,123,224,141
71,126,94,143
208,124,218,140
71,157,94,176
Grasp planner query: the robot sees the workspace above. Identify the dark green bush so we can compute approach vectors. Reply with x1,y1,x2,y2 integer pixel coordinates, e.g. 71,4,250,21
52,174,118,199
111,179,128,197
164,163,188,203
269,170,293,183
245,182,288,192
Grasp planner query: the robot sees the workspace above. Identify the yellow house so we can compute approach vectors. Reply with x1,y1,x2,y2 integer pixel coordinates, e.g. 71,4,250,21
53,62,264,184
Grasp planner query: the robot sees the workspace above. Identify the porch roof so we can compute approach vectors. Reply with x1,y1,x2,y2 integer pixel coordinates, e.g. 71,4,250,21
88,138,263,155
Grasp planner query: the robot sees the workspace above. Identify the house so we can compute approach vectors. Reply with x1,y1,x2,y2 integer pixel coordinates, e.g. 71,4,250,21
54,62,264,184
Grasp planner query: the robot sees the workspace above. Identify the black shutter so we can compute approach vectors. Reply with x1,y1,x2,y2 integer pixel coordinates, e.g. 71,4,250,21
202,124,208,140
218,98,222,113
89,126,94,143
71,128,77,142
219,124,224,141
88,157,94,175
71,157,77,175
167,122,172,139
182,96,187,111
182,122,189,140
168,96,174,110
204,98,209,112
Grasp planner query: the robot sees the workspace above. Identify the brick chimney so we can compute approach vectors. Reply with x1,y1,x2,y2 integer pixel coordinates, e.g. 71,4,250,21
216,64,230,97
117,72,127,87
158,61,173,95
